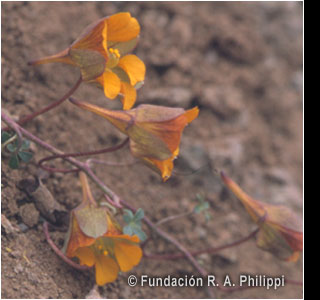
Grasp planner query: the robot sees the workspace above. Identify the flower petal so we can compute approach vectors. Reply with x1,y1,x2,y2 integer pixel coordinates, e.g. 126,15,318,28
72,18,108,61
95,254,119,285
114,238,142,272
120,82,137,110
184,107,200,123
107,13,140,42
144,155,176,182
74,247,95,267
118,55,146,86
133,114,188,155
65,212,95,258
100,70,121,99
221,172,303,261
129,134,172,161
69,98,133,134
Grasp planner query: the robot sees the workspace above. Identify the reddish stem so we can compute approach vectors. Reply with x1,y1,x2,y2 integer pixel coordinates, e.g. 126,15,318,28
120,199,209,277
144,228,260,260
3,76,82,131
38,138,129,173
2,112,121,206
43,222,90,271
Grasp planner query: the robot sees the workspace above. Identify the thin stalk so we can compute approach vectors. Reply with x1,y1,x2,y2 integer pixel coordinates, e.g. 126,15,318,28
38,138,129,174
119,199,208,277
2,112,120,207
156,210,194,226
1,134,17,150
43,222,90,271
144,228,259,260
120,198,216,298
2,76,82,131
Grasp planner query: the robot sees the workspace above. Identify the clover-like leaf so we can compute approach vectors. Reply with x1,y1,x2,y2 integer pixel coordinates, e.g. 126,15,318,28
3,137,33,168
1,131,12,144
133,208,144,221
18,150,33,163
8,154,20,169
6,142,17,153
123,208,147,241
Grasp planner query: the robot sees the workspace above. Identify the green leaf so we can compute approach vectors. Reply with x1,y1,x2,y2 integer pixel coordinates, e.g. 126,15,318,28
124,222,147,242
123,209,135,223
194,201,210,214
6,143,17,153
8,154,19,169
123,208,147,242
1,131,12,144
123,225,134,236
21,139,31,150
134,208,144,221
133,227,147,242
18,151,33,163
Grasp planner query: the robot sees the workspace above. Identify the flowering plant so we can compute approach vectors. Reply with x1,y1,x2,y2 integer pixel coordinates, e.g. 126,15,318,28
30,12,145,110
70,98,199,181
1,10,303,298
63,172,142,285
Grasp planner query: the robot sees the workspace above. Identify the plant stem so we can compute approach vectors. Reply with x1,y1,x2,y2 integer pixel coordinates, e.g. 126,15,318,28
1,112,120,206
2,112,212,293
1,134,17,150
119,199,208,276
2,76,82,131
120,198,216,298
43,222,90,271
38,138,129,174
144,228,259,260
156,210,194,226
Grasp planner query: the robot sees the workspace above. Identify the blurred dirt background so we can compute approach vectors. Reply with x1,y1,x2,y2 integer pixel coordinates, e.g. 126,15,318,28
1,2,303,299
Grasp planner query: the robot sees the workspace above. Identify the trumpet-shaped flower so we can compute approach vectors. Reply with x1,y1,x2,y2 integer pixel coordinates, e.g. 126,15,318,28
70,98,199,181
30,13,145,110
63,172,142,285
221,172,303,262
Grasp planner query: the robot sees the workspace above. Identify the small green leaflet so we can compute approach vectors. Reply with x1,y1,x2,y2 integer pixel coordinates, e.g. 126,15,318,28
123,208,147,242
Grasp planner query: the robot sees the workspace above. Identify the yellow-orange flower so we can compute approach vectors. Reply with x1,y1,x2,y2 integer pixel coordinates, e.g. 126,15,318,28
70,98,199,181
221,172,303,262
30,12,145,110
63,172,142,285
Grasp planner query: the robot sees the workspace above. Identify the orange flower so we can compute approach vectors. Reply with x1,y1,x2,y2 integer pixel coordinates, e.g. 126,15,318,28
30,12,145,110
221,172,303,262
63,172,142,285
70,98,199,181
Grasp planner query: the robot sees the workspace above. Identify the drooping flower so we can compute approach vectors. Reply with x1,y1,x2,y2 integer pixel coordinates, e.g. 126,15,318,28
69,98,199,181
63,172,142,285
29,12,145,110
221,172,303,262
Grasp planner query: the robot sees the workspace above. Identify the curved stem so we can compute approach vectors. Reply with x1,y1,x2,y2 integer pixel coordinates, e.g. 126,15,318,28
38,138,129,174
2,112,120,206
156,210,194,226
120,199,209,276
2,111,214,296
43,222,90,271
144,227,260,260
3,76,82,131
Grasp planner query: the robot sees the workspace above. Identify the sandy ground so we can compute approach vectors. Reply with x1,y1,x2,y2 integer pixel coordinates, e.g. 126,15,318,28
2,2,303,298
